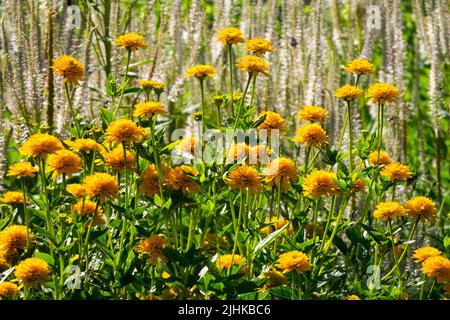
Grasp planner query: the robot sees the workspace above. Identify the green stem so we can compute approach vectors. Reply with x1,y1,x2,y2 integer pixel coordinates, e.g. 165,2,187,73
376,103,384,163
65,83,81,138
83,199,101,286
200,78,206,133
229,193,244,276
249,75,257,110
323,194,350,253
346,100,354,176
21,180,30,253
227,44,234,115
336,107,348,153
150,116,165,201
320,195,337,250
304,146,311,174
382,218,420,280
122,142,129,207
114,49,132,116
419,274,426,300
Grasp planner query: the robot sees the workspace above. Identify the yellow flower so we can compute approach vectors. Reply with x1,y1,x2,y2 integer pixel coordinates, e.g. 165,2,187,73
133,101,166,119
226,143,250,164
226,165,263,194
67,183,86,199
139,163,170,197
102,147,136,173
368,150,392,165
0,225,33,261
381,162,412,182
298,105,329,123
367,83,401,104
344,58,374,75
51,55,85,86
115,33,147,51
185,65,217,79
257,111,285,133
373,201,406,220
350,176,366,193
166,165,201,194
292,123,328,147
19,133,63,158
245,38,273,55
0,251,9,272
46,149,83,178
248,144,272,165
263,157,298,191
261,216,291,236
7,162,38,179
334,85,364,101
226,90,244,102
261,269,286,290
216,254,246,273
139,79,165,94
72,200,104,225
175,136,200,154
0,191,27,205
72,199,99,217
405,196,437,222
346,294,361,300
135,235,166,265
83,173,119,201
421,256,450,282
277,250,311,273
302,170,339,198
236,55,269,76
0,282,20,299
15,257,51,287
216,27,245,45
66,139,101,153
413,247,442,263
106,119,148,145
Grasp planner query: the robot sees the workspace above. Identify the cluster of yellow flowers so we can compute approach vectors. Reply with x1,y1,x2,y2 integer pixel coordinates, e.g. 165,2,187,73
413,247,450,288
0,24,446,301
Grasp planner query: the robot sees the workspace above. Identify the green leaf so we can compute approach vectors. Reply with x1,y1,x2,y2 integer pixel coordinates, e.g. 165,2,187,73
444,236,450,248
35,251,55,267
252,223,288,257
100,107,115,127
105,73,117,97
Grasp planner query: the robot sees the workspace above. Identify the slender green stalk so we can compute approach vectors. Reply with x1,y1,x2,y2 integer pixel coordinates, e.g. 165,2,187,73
122,142,129,207
323,194,350,253
419,274,426,300
114,49,132,116
150,116,165,201
376,103,384,163
387,219,400,278
382,218,420,280
83,199,101,286
304,146,311,174
21,180,30,253
346,100,354,176
227,44,234,114
232,74,252,132
65,83,81,138
336,107,348,153
228,193,244,276
199,78,206,133
311,199,320,245
249,75,257,110
320,195,337,250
